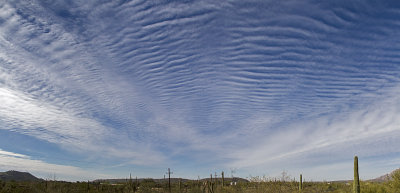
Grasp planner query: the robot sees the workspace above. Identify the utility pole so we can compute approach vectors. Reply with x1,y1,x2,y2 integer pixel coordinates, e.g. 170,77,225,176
164,174,166,189
166,168,173,193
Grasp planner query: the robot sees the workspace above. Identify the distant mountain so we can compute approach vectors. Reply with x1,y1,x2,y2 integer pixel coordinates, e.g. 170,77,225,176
94,177,249,184
370,168,400,182
0,170,42,182
94,178,190,184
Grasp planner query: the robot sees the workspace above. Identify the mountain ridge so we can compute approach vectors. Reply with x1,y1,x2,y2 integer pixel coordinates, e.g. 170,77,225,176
0,170,42,182
369,168,400,182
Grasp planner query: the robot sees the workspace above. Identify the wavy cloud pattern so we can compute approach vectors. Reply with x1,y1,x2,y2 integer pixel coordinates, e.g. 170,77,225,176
0,0,399,180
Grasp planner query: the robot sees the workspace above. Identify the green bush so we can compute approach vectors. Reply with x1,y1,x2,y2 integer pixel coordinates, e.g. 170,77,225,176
389,169,400,193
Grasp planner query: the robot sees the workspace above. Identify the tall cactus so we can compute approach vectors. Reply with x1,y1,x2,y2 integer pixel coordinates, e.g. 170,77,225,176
221,171,224,187
353,156,360,193
210,174,214,192
178,179,181,193
299,174,303,192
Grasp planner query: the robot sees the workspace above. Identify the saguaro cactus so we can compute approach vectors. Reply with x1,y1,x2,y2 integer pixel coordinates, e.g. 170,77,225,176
210,174,214,192
179,179,181,193
299,174,303,192
353,156,360,193
222,171,224,187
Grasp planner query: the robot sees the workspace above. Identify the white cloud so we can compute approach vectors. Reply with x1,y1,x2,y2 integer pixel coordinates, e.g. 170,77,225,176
0,86,167,165
0,149,110,181
222,86,400,179
0,87,107,147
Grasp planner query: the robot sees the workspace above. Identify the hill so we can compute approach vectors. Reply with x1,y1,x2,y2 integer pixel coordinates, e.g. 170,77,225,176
369,168,400,182
0,170,42,182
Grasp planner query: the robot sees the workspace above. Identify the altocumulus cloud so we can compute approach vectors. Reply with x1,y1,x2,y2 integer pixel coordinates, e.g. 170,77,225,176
0,0,400,180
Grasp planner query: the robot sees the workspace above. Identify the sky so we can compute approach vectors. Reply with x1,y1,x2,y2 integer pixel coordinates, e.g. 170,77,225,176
0,0,400,182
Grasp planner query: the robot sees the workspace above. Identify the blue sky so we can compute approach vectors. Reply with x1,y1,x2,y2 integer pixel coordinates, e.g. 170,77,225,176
0,0,400,181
